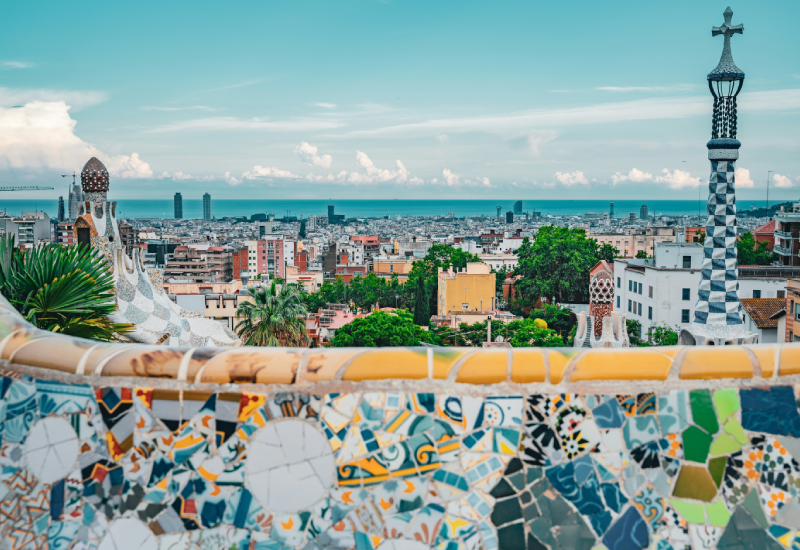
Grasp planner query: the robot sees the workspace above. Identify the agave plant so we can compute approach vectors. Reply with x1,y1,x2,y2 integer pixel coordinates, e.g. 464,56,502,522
0,234,132,341
236,284,310,347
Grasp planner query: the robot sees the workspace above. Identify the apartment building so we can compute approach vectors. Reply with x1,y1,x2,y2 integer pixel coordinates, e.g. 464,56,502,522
615,243,789,339
164,246,232,283
591,227,676,258
774,205,800,267
437,262,496,317
244,238,293,279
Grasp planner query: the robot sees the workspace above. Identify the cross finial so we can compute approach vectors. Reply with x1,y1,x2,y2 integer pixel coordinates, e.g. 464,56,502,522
712,7,743,38
708,7,744,81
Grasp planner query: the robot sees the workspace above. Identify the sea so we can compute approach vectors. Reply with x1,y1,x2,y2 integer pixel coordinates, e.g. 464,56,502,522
0,199,772,220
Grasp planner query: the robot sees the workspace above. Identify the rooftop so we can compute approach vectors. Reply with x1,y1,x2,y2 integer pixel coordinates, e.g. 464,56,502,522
740,298,785,329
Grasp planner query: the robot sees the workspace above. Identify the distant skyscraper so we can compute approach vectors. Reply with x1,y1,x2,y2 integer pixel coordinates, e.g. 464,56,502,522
68,183,84,220
496,206,501,218
506,211,514,223
328,205,335,223
609,202,614,218
629,213,636,222
174,193,183,219
203,193,211,220
640,204,649,220
57,197,65,222
513,200,522,214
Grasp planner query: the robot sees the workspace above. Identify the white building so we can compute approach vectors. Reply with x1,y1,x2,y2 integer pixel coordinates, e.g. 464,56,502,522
478,253,518,271
614,243,788,340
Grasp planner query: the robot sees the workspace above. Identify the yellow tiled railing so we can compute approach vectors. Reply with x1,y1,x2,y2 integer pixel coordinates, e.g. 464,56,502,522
0,295,795,386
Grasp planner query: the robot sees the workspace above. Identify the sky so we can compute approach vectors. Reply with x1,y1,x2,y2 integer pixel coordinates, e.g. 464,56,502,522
1,0,799,202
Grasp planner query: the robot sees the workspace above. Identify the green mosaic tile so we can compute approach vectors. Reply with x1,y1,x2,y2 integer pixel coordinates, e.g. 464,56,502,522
713,388,740,421
743,488,769,529
672,464,718,502
683,426,713,463
723,418,749,445
708,456,727,488
690,389,719,435
709,433,741,456
706,499,732,527
669,499,706,523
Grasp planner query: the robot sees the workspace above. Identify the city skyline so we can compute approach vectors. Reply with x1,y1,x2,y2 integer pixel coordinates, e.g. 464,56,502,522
2,0,799,201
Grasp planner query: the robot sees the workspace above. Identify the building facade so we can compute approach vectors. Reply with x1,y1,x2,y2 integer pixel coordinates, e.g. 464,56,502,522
174,192,183,219
437,262,496,317
202,193,211,220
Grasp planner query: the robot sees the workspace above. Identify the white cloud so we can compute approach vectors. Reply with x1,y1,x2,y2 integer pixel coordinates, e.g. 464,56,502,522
305,173,335,183
143,105,219,112
159,171,214,181
327,152,410,185
105,153,153,179
408,177,424,186
596,84,695,92
443,168,459,186
224,172,241,186
242,166,300,180
147,117,344,133
480,177,494,188
555,171,589,186
735,167,754,188
430,178,439,184
654,169,701,189
334,88,800,139
774,173,793,188
2,61,33,69
612,168,653,185
294,141,332,168
0,100,152,178
311,103,336,108
0,87,106,111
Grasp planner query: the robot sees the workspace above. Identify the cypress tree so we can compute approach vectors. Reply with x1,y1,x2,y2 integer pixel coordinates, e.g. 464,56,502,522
412,274,429,326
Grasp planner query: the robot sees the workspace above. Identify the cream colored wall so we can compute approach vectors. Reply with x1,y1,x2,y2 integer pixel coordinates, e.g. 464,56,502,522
438,264,495,316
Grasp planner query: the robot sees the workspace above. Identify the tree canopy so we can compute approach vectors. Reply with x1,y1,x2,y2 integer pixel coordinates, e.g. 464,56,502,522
300,273,403,313
513,226,616,306
737,231,776,266
330,309,429,347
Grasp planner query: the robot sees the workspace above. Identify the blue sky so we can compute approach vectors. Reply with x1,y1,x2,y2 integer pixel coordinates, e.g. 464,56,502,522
1,0,799,201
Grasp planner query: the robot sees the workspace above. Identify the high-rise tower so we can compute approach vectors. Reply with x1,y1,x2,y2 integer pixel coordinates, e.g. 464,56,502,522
683,7,754,345
174,192,183,219
203,193,211,220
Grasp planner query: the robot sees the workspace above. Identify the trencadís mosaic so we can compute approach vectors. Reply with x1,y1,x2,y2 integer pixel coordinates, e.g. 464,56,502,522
2,372,799,550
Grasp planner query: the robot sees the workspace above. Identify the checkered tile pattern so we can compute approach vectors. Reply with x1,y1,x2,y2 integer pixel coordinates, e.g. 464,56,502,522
693,159,743,326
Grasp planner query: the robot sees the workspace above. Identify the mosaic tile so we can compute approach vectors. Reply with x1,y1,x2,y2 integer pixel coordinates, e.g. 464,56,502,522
4,377,800,549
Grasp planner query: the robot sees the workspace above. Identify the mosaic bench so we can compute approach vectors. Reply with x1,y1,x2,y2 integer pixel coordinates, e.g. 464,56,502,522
1,296,799,550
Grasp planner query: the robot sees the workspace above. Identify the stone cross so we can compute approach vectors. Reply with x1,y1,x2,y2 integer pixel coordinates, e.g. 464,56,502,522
713,7,743,52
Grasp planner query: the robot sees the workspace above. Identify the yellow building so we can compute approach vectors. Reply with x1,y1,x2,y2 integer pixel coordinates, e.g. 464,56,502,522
373,257,415,275
437,262,496,317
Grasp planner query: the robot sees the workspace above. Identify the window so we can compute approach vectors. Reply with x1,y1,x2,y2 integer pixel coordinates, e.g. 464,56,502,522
628,300,632,312
462,303,469,310
638,303,642,316
390,265,394,272
682,288,690,300
648,306,653,320
753,290,761,299
681,309,690,323
778,290,786,298
683,256,691,269
628,280,632,291
617,277,621,288
639,282,643,294
649,286,653,298
617,296,620,308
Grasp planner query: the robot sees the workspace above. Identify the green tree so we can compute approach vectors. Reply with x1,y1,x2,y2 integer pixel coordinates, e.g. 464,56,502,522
626,319,649,346
598,243,618,262
236,285,310,346
404,244,482,316
300,273,403,314
0,235,131,341
492,267,509,294
528,304,576,341
635,251,651,259
514,227,613,305
647,323,679,346
412,272,429,326
737,231,777,266
427,318,564,347
330,309,429,347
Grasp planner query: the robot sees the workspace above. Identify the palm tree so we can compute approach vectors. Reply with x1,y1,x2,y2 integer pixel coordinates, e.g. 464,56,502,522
236,284,310,347
0,235,131,341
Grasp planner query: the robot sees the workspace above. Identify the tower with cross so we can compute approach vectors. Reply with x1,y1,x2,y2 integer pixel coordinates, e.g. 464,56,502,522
681,7,757,346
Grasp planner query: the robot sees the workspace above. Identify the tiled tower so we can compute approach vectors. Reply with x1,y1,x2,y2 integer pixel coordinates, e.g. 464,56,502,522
684,7,756,345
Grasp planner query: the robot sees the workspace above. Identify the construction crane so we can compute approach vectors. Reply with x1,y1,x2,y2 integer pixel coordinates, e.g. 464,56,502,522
0,186,54,192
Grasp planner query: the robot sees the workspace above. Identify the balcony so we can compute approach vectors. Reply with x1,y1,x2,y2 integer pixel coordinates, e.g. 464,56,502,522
775,210,800,221
775,230,793,239
774,245,794,256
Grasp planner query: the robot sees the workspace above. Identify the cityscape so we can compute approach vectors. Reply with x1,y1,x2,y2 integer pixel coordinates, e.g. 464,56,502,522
1,2,800,550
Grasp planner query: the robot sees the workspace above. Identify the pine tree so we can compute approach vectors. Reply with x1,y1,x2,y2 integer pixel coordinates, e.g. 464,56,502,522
412,272,429,326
